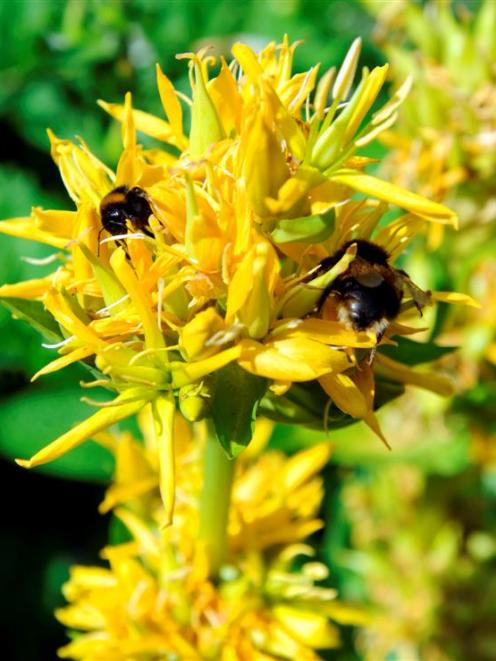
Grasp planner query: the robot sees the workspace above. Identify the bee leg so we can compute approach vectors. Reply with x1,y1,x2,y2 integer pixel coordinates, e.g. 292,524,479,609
414,299,424,317
367,345,378,365
119,239,131,261
368,323,388,365
315,285,333,314
97,227,105,257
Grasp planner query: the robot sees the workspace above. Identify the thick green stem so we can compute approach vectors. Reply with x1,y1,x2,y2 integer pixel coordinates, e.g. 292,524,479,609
199,426,235,579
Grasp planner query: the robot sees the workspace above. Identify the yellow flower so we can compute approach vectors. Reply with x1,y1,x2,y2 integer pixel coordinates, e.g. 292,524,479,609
0,37,461,495
366,0,496,188
56,420,365,660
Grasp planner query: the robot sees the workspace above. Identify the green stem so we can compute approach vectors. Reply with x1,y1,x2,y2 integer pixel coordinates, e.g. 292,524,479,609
199,425,235,579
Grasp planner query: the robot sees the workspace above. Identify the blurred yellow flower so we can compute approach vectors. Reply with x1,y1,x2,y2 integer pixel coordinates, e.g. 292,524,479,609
342,460,496,661
56,418,365,660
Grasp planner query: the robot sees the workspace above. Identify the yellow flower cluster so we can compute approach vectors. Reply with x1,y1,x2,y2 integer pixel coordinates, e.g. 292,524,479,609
0,38,464,516
343,462,496,660
366,0,496,203
56,415,364,660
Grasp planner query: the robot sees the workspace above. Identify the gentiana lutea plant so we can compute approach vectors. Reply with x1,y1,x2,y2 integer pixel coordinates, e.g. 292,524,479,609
0,37,472,659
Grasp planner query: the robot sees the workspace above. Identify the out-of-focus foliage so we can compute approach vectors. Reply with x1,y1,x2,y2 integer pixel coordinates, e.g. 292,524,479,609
327,2,496,659
337,463,496,661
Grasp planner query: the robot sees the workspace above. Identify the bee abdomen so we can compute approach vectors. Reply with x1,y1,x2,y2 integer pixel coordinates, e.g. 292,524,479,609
125,187,153,232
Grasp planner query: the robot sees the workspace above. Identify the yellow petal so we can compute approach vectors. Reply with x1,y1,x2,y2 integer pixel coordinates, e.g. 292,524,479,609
273,605,340,649
171,345,242,388
331,171,457,224
99,476,158,513
279,318,376,348
0,275,56,300
432,290,481,307
0,217,68,249
240,100,289,217
226,242,279,339
152,394,176,527
319,372,368,418
207,58,243,135
31,346,95,382
155,64,188,148
314,67,336,120
187,57,225,158
343,64,389,143
47,129,113,208
115,92,138,185
16,391,149,468
115,507,160,558
231,42,263,82
332,37,362,101
375,354,455,396
78,243,127,309
99,96,184,148
321,601,369,626
33,207,75,239
238,337,351,381
181,306,225,360
110,248,166,356
44,289,105,350
55,603,107,630
281,443,333,492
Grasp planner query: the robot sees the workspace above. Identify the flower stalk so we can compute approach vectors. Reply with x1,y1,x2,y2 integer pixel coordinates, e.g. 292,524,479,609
199,423,235,579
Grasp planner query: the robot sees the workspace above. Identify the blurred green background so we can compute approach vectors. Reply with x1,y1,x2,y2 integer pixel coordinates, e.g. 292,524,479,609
2,1,495,659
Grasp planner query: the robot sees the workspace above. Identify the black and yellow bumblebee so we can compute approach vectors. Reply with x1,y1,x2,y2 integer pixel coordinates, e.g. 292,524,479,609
99,185,153,240
315,239,430,342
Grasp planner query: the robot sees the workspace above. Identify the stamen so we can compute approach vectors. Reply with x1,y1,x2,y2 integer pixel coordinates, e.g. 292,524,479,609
129,346,177,366
80,395,147,408
79,379,113,389
64,227,91,250
41,336,74,350
21,253,62,266
205,323,244,347
305,93,311,123
323,398,333,436
94,294,130,317
175,90,192,106
99,232,148,245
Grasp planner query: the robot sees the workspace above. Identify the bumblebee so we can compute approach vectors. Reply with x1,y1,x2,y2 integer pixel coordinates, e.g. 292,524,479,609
315,239,430,341
99,185,153,239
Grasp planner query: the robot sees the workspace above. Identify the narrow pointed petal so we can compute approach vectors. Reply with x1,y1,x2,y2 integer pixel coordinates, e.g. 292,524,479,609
152,395,176,526
331,171,457,224
155,64,188,148
16,392,149,468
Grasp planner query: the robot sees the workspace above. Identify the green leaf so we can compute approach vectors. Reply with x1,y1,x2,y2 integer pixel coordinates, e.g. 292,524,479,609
0,297,62,343
271,209,336,244
261,381,350,430
210,363,267,458
379,336,456,365
0,386,114,482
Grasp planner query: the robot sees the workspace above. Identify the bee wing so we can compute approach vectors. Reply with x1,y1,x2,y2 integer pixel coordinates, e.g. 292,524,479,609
395,269,432,312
